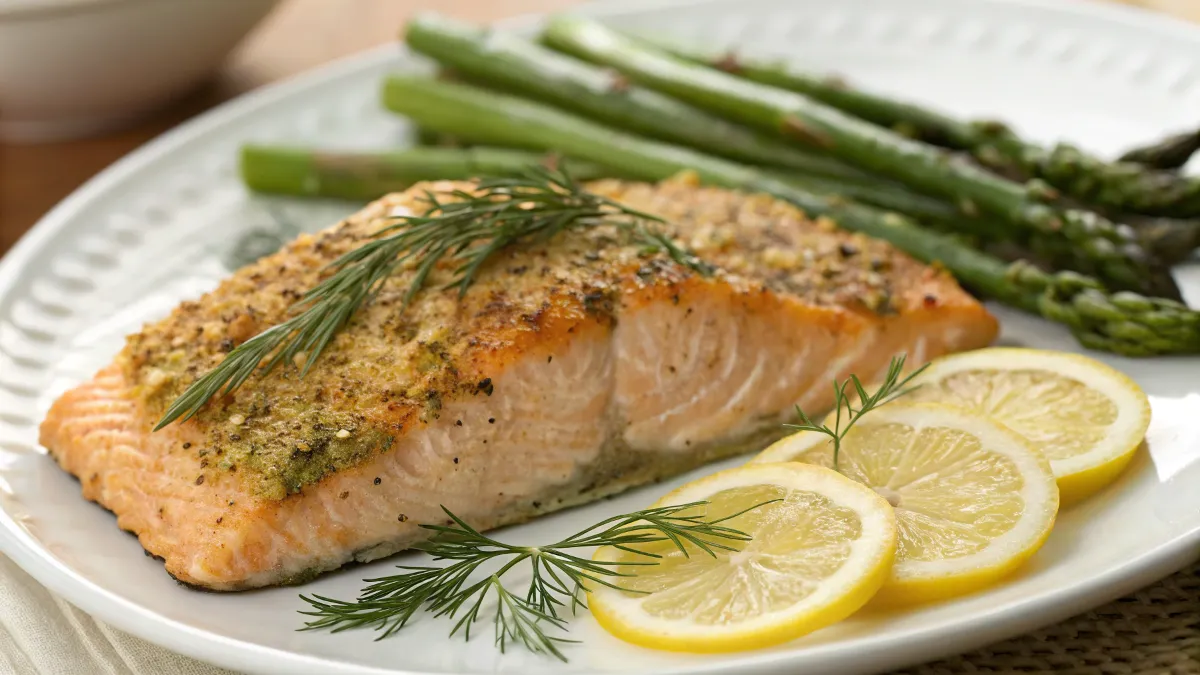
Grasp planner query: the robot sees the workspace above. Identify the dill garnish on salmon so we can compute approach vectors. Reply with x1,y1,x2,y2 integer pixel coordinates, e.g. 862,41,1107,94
39,175,997,590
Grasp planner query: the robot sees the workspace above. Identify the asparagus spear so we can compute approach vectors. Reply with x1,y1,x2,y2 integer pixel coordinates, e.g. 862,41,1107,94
800,172,1200,265
648,36,1200,218
380,75,1200,356
245,139,1195,267
645,39,974,147
1125,214,1200,265
408,14,1194,281
1118,128,1200,170
541,17,1181,300
795,172,1200,269
242,138,1026,252
239,145,615,200
411,126,466,148
246,141,1195,264
402,13,866,182
240,136,1010,243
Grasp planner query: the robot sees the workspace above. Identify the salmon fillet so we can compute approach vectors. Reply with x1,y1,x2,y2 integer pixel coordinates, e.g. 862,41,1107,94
39,176,998,590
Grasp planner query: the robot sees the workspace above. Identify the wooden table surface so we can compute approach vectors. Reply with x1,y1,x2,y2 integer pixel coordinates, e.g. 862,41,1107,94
1,0,1196,256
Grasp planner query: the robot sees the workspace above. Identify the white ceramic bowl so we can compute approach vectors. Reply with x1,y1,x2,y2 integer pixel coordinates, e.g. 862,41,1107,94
0,0,279,143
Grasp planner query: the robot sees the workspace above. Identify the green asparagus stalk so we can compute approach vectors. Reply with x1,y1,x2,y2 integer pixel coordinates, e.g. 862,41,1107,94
380,75,1200,356
402,13,866,182
791,172,1200,270
241,135,1019,250
239,145,616,200
772,170,1008,237
649,36,1200,218
405,13,1188,295
239,136,1009,243
238,134,931,211
241,137,1026,251
244,138,1194,270
411,125,466,148
405,132,1199,265
645,38,975,147
1124,214,1200,265
1118,128,1200,170
800,172,1200,266
541,16,1181,300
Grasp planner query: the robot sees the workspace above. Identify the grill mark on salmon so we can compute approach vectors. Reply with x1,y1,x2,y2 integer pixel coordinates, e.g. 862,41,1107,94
39,177,998,589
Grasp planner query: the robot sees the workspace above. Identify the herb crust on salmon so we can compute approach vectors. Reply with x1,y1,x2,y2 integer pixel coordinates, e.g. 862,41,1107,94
39,176,997,590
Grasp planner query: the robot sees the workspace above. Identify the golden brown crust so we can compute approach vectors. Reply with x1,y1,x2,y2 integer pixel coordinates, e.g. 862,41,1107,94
113,178,966,499
39,178,999,589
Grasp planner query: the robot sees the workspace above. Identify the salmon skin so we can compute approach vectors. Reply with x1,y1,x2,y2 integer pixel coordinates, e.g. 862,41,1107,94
39,176,998,590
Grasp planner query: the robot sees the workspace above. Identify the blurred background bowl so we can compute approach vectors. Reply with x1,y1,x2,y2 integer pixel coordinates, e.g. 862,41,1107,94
0,0,279,143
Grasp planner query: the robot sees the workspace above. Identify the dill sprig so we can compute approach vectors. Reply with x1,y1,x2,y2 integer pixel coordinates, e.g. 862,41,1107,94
155,167,712,430
786,354,928,470
299,500,772,661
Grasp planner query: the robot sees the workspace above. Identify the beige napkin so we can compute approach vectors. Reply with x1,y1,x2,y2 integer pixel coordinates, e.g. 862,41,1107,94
1108,0,1200,22
0,555,237,675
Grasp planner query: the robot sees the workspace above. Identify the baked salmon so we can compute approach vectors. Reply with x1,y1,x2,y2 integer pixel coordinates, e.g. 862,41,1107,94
39,176,998,590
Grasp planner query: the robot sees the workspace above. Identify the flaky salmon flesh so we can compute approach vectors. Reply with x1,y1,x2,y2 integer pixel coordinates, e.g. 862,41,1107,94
39,176,998,590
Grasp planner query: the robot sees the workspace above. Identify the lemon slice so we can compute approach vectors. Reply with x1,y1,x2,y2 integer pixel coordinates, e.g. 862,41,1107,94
587,463,896,652
900,348,1151,506
753,404,1057,605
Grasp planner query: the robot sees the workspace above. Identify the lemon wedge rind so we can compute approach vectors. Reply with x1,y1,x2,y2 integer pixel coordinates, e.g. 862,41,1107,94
754,404,1058,605
907,348,1150,505
587,462,897,653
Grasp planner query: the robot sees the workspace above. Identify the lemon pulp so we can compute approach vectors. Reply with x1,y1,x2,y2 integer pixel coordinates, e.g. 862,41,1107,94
588,463,896,652
903,348,1150,505
754,404,1058,604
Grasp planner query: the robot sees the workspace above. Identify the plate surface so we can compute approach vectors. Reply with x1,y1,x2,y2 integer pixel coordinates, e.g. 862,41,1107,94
3,0,1200,673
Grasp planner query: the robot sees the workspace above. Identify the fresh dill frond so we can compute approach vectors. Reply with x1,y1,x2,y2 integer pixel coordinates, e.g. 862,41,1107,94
298,500,773,661
785,354,929,470
155,166,710,430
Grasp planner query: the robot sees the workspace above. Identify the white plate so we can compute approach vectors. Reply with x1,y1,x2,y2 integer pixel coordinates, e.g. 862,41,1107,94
2,0,1200,673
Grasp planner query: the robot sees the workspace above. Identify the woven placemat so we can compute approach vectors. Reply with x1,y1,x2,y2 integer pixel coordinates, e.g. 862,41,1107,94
898,562,1200,674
